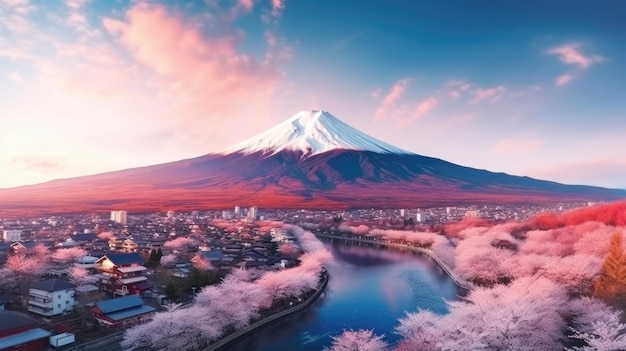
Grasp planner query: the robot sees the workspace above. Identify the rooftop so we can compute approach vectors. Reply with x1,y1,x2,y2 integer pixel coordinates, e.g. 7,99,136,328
30,278,75,292
98,253,145,266
0,311,38,333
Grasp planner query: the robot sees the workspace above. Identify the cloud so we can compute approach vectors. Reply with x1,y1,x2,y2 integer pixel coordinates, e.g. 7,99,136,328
470,86,506,105
238,0,254,12
2,0,36,15
102,3,284,125
271,0,284,16
547,43,602,70
374,78,411,120
65,0,90,10
555,73,574,86
412,97,438,120
391,96,438,128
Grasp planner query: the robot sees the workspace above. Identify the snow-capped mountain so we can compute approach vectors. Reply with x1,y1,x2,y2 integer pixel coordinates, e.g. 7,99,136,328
1,111,624,216
223,110,409,157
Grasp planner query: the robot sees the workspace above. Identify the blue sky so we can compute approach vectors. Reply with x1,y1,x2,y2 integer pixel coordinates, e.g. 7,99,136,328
1,0,625,189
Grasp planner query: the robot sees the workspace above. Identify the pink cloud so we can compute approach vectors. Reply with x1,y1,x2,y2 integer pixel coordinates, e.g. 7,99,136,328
65,0,90,10
470,86,505,105
392,96,438,128
103,3,283,124
555,73,574,86
412,97,438,120
238,0,254,11
547,43,602,69
271,0,284,16
3,0,36,15
374,78,411,120
67,12,86,27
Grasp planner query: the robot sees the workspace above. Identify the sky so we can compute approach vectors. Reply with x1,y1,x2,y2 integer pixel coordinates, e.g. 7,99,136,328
1,0,625,190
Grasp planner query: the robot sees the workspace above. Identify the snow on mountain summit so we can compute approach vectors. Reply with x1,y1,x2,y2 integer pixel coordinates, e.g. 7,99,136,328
223,110,411,157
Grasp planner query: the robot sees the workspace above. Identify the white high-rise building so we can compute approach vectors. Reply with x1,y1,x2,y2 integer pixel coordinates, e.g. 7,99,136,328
234,206,241,218
399,209,406,217
248,207,258,221
416,212,428,223
2,229,22,242
167,210,175,219
110,211,128,225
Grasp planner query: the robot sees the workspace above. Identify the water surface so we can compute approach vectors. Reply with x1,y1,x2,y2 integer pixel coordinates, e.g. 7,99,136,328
231,240,460,350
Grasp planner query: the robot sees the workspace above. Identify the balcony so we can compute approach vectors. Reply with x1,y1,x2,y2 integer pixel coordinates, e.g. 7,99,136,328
29,299,52,308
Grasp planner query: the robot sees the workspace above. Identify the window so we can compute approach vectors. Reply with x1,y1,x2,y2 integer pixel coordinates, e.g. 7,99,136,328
66,301,69,304
58,294,61,298
58,304,61,308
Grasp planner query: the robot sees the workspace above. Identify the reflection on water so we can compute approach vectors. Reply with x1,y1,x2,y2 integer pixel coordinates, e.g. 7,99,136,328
229,239,461,351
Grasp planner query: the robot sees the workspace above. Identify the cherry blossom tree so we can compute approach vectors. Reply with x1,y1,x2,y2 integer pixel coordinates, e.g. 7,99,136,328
278,242,301,259
52,247,88,263
4,252,51,304
123,224,331,350
160,253,178,266
163,237,196,249
191,253,212,271
97,231,115,240
567,305,626,351
324,329,388,351
395,277,569,351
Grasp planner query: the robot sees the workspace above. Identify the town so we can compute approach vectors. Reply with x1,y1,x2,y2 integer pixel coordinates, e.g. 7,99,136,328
0,201,600,350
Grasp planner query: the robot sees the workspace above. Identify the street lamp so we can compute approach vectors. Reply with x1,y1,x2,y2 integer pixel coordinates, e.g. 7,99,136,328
191,286,196,298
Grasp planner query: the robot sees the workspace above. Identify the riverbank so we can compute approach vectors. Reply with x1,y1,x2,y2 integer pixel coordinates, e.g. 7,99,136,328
314,232,472,290
205,269,330,351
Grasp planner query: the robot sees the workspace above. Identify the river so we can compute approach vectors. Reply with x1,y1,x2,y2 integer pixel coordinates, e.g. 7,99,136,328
230,238,462,350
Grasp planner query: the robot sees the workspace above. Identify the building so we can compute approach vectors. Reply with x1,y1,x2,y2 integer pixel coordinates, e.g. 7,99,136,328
234,206,241,218
464,210,480,218
91,295,156,328
222,211,233,220
110,211,128,225
248,207,258,221
28,279,76,317
399,209,406,218
166,210,175,219
0,311,51,351
95,253,151,297
2,229,22,242
416,212,428,223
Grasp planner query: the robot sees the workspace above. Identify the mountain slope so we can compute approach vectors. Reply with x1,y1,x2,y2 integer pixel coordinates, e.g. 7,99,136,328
1,111,624,216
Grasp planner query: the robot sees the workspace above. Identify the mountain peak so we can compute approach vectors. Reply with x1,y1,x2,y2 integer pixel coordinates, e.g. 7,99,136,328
222,110,411,157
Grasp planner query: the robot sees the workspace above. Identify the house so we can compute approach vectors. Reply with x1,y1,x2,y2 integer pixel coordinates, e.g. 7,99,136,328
10,241,38,254
90,295,156,328
0,311,51,351
95,253,151,297
68,233,98,244
198,251,224,262
491,239,518,251
74,255,99,270
28,279,76,317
